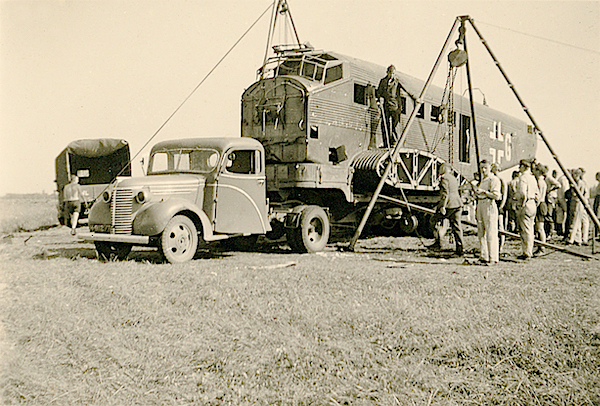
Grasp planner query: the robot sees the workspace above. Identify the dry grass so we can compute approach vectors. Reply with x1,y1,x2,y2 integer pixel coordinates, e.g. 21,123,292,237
0,194,59,235
1,225,599,405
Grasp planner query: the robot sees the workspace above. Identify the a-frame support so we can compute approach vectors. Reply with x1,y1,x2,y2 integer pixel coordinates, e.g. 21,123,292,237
348,15,600,251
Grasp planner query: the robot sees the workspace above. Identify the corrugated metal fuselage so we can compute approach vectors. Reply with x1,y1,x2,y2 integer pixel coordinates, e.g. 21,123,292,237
241,51,536,211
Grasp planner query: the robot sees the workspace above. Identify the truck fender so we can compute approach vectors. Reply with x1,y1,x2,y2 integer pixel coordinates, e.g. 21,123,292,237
133,198,213,239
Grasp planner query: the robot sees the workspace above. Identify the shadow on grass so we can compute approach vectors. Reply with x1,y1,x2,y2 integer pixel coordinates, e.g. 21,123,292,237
33,246,232,263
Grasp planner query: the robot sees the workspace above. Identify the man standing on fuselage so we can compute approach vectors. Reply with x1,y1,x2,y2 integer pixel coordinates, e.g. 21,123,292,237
376,65,401,148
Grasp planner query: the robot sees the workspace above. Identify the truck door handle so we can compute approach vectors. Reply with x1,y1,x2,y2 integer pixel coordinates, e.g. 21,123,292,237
257,179,265,185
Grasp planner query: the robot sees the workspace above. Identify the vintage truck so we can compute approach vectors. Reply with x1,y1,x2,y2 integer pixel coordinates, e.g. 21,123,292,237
81,137,330,262
55,138,131,226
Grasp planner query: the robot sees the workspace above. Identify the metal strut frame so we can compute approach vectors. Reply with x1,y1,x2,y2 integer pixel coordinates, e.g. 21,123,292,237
348,15,600,251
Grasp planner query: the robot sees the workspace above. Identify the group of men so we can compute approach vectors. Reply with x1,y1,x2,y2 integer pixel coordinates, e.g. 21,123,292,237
428,158,599,264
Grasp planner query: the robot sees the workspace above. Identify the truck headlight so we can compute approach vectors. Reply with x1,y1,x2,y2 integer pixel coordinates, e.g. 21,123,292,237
135,190,151,204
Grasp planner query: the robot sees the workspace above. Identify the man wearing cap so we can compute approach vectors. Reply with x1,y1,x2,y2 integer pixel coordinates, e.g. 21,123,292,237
376,64,401,148
428,163,464,256
474,160,502,265
516,159,540,259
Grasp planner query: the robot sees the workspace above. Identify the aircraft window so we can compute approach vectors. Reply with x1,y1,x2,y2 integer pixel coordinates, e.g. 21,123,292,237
431,105,441,122
302,62,316,79
400,97,407,114
278,59,301,76
318,54,338,61
354,83,367,105
225,150,257,175
315,65,324,81
416,104,425,119
324,64,343,85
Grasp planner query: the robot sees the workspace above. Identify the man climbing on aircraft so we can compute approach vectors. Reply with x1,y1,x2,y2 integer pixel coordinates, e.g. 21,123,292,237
376,64,401,148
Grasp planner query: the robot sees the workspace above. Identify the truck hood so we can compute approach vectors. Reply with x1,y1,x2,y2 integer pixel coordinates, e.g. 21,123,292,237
114,174,206,198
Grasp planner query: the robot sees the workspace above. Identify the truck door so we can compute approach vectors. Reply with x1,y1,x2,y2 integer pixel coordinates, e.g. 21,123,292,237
214,148,269,234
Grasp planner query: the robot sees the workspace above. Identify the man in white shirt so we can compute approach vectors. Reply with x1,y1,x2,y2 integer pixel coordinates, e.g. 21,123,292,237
516,159,539,260
568,168,589,245
474,160,502,264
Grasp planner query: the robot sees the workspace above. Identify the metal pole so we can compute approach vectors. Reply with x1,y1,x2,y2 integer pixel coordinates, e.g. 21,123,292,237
260,0,279,80
462,19,481,174
467,17,600,233
348,17,462,251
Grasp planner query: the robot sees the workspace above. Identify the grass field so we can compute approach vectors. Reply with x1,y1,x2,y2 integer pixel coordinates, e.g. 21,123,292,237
0,196,599,405
0,194,59,235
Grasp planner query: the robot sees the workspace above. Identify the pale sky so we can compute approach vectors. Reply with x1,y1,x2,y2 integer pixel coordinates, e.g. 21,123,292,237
1,0,599,195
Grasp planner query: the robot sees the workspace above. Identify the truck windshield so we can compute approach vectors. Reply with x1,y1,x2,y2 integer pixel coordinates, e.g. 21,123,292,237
148,148,220,174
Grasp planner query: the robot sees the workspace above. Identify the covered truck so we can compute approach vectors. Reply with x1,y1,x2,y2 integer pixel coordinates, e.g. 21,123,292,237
55,138,131,225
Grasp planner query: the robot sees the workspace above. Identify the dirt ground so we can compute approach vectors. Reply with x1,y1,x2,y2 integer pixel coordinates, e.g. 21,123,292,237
2,224,599,267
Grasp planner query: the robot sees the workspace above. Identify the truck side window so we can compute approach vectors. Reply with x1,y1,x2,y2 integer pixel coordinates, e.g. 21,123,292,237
225,150,257,175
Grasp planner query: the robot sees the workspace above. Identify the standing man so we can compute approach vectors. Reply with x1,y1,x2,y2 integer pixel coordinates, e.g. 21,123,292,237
544,166,560,238
568,168,589,246
556,169,570,237
506,170,520,233
428,163,464,256
474,160,502,265
63,175,88,235
591,172,600,239
491,163,507,253
516,159,540,260
376,65,401,148
533,163,549,255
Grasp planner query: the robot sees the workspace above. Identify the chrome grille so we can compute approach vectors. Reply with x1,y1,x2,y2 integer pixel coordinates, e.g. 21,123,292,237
111,188,133,234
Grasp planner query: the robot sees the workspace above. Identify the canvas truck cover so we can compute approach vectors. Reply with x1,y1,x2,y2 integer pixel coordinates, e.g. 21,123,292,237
55,138,131,190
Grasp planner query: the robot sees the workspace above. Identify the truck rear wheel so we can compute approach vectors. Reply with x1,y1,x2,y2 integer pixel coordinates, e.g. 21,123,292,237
160,215,198,263
94,241,132,262
286,205,330,253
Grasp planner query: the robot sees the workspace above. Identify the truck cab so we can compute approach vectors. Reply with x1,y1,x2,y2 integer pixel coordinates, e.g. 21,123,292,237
82,137,272,262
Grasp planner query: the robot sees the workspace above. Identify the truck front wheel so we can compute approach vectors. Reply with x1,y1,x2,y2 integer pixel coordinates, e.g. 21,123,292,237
94,241,132,262
160,215,198,263
287,205,330,253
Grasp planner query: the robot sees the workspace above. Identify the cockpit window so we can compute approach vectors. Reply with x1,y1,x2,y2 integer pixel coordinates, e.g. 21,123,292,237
275,54,338,83
324,64,343,84
148,148,220,174
277,58,302,76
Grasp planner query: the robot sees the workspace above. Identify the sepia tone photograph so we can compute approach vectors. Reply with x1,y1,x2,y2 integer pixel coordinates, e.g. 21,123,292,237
1,0,599,404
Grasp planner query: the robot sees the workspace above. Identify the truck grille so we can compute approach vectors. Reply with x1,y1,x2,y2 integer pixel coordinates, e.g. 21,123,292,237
111,188,133,234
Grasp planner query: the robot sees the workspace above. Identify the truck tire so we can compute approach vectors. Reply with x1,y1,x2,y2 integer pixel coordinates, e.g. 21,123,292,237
160,215,198,263
398,213,418,234
286,205,330,253
94,241,132,262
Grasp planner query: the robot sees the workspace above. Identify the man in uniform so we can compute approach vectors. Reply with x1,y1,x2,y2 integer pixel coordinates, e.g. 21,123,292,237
428,163,464,256
376,65,401,148
63,175,88,235
474,160,502,265
516,159,539,260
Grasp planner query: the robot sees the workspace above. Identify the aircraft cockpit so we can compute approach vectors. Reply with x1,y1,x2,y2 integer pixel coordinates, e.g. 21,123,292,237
260,46,343,85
